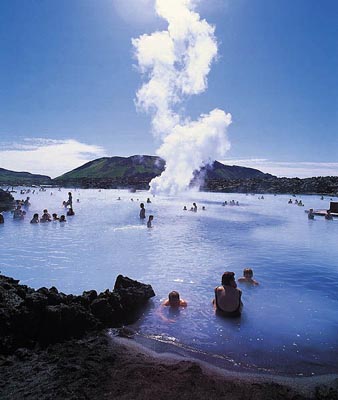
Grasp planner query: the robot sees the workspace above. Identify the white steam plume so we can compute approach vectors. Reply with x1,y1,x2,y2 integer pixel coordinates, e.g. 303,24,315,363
132,0,232,194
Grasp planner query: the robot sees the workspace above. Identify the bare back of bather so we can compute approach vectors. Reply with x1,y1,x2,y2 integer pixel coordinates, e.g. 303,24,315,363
215,286,242,313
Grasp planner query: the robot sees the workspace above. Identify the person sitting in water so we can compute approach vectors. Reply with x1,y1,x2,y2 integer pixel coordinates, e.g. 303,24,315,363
192,202,197,212
295,199,299,205
163,291,187,307
183,206,187,210
238,268,259,285
62,201,68,208
59,215,67,222
147,215,154,228
298,200,304,206
30,213,39,224
67,208,75,216
52,213,59,221
13,205,25,220
214,272,243,317
288,199,293,204
308,208,315,220
40,209,51,222
139,203,146,219
147,197,152,203
0,213,4,224
325,210,333,220
202,206,206,210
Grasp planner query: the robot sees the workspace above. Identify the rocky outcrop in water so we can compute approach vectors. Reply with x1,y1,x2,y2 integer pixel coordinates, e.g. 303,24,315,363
0,274,155,354
0,189,14,212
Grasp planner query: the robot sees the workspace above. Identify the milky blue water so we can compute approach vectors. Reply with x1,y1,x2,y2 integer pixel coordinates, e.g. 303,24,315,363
1,187,337,376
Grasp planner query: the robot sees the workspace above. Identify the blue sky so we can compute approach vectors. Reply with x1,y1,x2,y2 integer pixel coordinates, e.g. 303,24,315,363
0,0,337,178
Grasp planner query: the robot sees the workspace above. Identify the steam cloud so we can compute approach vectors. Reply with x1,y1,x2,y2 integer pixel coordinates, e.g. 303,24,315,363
132,0,232,194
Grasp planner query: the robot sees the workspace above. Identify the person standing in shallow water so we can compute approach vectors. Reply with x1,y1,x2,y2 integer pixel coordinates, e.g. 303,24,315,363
214,272,243,317
139,203,146,219
67,192,73,208
147,215,154,228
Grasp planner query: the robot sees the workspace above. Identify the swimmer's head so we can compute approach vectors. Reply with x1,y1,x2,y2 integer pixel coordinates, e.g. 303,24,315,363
243,268,253,278
168,291,180,306
221,272,236,286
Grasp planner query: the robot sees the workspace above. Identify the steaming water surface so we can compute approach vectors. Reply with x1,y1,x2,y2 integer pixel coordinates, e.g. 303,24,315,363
1,188,337,376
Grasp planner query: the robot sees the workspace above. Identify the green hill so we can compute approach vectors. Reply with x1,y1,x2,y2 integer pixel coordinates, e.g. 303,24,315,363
54,155,166,182
197,161,271,180
0,168,52,186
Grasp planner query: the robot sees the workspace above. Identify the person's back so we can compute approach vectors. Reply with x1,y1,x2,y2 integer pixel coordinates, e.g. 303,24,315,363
214,272,242,316
215,286,241,313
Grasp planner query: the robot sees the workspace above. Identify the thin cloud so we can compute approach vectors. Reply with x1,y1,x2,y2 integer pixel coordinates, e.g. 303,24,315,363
220,159,338,178
113,0,157,25
0,138,107,178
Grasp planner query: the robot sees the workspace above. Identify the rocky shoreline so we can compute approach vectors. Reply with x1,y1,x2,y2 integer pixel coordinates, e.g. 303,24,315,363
0,273,155,354
1,274,338,399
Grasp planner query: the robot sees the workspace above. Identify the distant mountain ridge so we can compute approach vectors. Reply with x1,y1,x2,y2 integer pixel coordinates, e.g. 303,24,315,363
1,156,337,195
0,168,52,185
54,155,271,184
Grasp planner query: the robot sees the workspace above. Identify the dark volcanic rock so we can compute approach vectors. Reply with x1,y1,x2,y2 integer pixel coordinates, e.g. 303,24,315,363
202,176,338,196
0,189,14,212
0,274,155,354
114,274,155,312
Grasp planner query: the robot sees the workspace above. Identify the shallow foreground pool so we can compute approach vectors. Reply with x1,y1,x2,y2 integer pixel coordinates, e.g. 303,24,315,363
1,188,337,376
